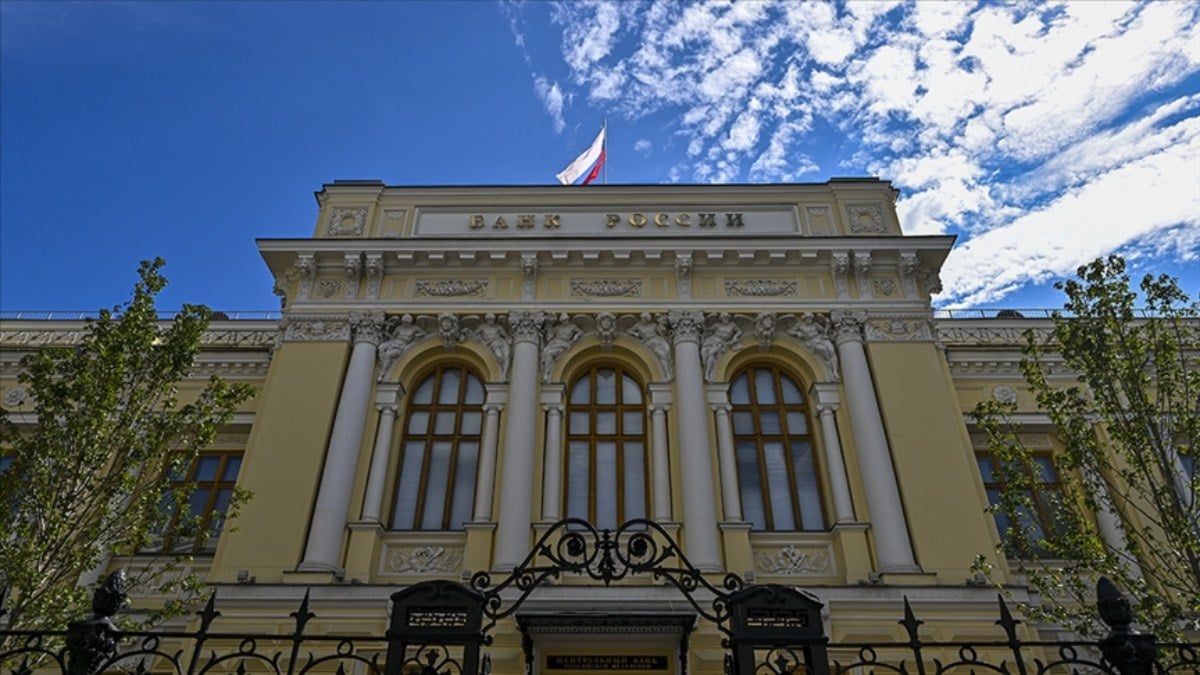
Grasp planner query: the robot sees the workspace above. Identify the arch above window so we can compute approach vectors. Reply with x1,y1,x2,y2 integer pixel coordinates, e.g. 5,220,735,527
390,364,484,531
730,364,825,531
565,364,649,530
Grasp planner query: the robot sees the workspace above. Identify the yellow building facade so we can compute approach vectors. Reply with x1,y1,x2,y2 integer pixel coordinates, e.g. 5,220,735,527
1,180,1100,673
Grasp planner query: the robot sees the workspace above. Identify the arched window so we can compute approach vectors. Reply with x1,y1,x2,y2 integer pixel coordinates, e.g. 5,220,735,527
390,364,484,530
565,364,648,529
730,365,825,531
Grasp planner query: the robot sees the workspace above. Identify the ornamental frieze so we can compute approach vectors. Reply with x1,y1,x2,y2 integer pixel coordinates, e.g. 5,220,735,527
384,545,463,574
569,279,642,298
724,279,798,297
753,545,834,576
935,325,1054,346
414,279,489,298
864,317,934,342
280,316,351,343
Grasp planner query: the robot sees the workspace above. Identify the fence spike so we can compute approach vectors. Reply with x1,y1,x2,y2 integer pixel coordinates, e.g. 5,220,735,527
995,594,1021,642
290,589,316,635
196,590,221,633
899,596,923,643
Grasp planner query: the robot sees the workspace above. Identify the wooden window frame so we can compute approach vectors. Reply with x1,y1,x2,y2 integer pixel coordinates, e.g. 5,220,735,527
564,363,650,528
389,363,484,531
975,450,1067,553
162,450,242,554
730,364,826,531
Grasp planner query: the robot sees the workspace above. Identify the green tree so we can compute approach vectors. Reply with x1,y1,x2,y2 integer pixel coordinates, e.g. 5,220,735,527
0,259,255,633
973,256,1199,638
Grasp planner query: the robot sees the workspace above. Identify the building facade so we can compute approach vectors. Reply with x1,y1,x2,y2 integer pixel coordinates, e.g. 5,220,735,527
0,180,1104,673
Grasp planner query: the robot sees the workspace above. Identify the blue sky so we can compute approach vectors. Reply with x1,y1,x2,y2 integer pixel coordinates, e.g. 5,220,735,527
1,1,1197,312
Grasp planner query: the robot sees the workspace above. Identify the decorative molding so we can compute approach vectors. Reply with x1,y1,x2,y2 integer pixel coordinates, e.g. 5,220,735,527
724,280,798,297
570,279,642,298
752,312,776,350
846,203,885,233
295,254,316,301
327,208,366,236
991,384,1018,405
899,253,920,299
414,279,489,298
830,311,866,346
667,310,704,345
831,252,850,299
3,386,28,406
873,278,897,297
281,316,350,343
919,263,943,295
508,311,546,345
364,254,383,300
350,312,385,345
541,314,584,382
971,432,1053,449
0,328,276,349
437,313,463,351
385,545,463,574
754,545,833,575
521,254,538,301
674,253,693,299
935,325,1054,346
344,254,362,299
865,317,934,342
594,312,617,349
317,280,341,298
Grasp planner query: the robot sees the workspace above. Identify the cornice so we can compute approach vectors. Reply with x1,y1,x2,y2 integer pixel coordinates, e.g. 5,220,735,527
0,321,278,350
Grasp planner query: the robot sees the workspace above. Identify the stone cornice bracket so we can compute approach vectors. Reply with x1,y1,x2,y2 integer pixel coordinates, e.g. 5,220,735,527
783,313,839,381
349,311,385,345
280,315,351,343
437,313,463,351
899,252,920,299
521,253,538,301
831,252,850,299
508,311,546,345
753,312,777,351
364,253,384,300
853,251,872,300
296,253,317,301
344,253,363,299
667,310,705,345
918,263,943,295
830,311,867,346
675,252,694,300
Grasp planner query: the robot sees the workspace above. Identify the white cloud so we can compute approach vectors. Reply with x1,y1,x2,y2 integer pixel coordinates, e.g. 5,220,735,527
533,75,566,133
634,138,652,155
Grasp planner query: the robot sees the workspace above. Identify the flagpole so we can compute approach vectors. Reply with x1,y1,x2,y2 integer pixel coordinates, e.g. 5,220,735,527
603,118,608,185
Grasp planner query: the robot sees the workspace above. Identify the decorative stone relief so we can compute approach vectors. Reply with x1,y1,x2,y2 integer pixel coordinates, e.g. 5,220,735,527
3,386,28,406
318,280,341,298
784,313,839,380
508,311,546,345
281,317,351,343
700,313,743,383
899,253,920,299
667,310,704,344
873,278,896,297
853,253,872,299
754,545,833,575
753,312,776,350
415,280,489,298
865,317,934,342
831,253,850,299
471,314,511,379
936,325,1055,346
327,208,366,236
386,545,463,574
846,204,885,233
364,254,383,300
350,312,385,345
830,311,866,346
295,254,316,301
991,384,1018,405
626,313,673,378
805,205,832,234
377,315,428,382
675,253,693,299
541,314,584,382
344,254,362,299
724,280,798,297
437,313,463,351
918,263,943,295
570,279,642,298
594,312,618,349
521,254,538,300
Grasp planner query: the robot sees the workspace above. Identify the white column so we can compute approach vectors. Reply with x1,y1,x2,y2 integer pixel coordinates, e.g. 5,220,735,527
493,311,544,570
299,313,382,572
706,385,743,523
1087,465,1144,579
668,311,723,571
472,385,507,521
809,383,855,524
361,385,403,523
541,385,566,521
648,383,674,522
832,312,919,572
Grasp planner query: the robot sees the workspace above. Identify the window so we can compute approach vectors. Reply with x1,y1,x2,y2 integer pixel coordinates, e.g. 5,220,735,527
975,451,1066,555
565,364,648,529
160,451,242,553
731,365,825,531
390,364,484,530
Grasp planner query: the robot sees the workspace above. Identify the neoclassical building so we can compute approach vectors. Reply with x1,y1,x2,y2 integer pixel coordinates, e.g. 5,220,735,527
0,180,1099,673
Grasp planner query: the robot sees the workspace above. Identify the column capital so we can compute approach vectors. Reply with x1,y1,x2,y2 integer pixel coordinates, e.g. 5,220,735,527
508,311,546,344
830,311,867,346
710,402,732,414
541,403,564,414
667,310,705,344
649,403,671,414
349,311,386,345
808,382,841,410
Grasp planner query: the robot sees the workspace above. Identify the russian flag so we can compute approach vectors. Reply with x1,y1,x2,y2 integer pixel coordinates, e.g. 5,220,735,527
556,124,606,185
